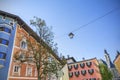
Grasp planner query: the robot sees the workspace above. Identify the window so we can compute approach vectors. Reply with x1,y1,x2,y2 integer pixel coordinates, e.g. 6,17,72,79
10,22,13,26
26,67,32,76
74,71,80,77
81,70,86,76
20,40,27,49
0,27,11,33
86,62,92,67
83,79,88,80
4,27,11,33
68,65,72,71
89,78,96,80
0,38,9,45
0,52,6,59
80,63,85,68
74,64,78,69
14,65,20,73
21,41,26,49
88,69,94,75
19,53,26,61
92,78,96,80
69,72,73,77
28,55,33,62
0,27,4,31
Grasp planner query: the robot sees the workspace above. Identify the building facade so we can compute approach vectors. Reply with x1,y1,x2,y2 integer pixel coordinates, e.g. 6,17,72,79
67,58,101,80
114,51,120,77
104,50,120,80
0,10,63,80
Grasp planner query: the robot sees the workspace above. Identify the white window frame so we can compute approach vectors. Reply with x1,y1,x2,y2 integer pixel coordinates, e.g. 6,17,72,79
13,65,20,76
20,38,27,50
26,66,32,76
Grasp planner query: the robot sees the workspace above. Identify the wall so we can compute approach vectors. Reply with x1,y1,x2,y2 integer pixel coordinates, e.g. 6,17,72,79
9,25,38,80
0,15,17,80
60,64,69,80
68,58,101,80
114,55,120,76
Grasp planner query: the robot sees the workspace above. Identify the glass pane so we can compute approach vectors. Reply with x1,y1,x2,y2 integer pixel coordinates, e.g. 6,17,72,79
0,27,4,31
1,39,7,45
14,66,19,72
4,27,10,33
0,53,4,59
0,38,2,43
21,41,27,49
0,52,6,59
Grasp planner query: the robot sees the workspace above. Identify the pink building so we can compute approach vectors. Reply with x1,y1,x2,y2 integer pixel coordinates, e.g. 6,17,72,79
67,58,102,80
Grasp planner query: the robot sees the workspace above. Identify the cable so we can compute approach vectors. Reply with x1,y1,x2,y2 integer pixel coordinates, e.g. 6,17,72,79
71,7,120,33
55,7,120,39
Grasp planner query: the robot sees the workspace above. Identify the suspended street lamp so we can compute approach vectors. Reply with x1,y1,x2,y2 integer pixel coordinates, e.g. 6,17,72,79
68,32,74,39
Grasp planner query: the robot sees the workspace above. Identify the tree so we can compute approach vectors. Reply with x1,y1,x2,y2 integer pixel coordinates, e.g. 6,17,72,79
99,63,113,80
14,17,63,80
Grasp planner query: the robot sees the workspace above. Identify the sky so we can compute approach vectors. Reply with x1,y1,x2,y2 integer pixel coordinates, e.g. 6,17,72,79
0,0,120,62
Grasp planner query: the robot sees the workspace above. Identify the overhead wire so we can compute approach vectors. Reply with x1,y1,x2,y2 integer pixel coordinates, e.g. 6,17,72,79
55,7,120,39
71,7,120,33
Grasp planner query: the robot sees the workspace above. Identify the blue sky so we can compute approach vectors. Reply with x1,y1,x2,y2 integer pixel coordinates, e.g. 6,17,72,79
0,0,120,62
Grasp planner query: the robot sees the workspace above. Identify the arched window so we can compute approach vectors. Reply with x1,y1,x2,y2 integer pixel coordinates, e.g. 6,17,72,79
86,62,92,67
88,69,94,75
69,72,73,77
20,38,27,49
80,63,85,68
74,64,78,69
81,70,86,76
68,65,72,71
74,71,80,77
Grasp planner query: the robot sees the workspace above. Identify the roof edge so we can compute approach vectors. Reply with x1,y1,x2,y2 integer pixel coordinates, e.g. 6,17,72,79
0,10,63,64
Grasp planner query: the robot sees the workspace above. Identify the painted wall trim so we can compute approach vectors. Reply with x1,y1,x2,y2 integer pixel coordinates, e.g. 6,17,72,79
7,23,17,80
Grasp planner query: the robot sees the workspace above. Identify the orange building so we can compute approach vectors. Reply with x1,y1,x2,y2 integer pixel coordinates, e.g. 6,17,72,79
8,25,38,80
0,10,63,80
114,51,120,76
67,58,101,80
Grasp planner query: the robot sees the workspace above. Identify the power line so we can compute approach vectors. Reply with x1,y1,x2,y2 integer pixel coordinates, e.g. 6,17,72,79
71,7,120,33
55,7,120,39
